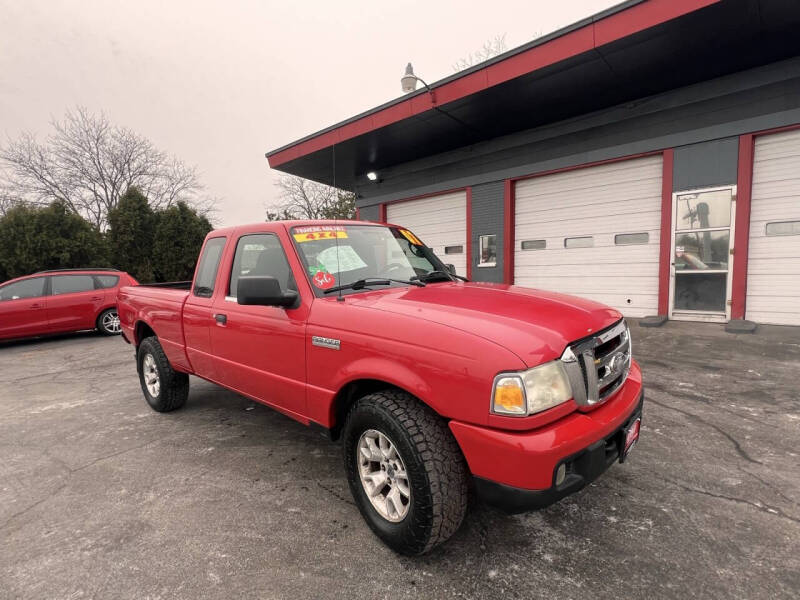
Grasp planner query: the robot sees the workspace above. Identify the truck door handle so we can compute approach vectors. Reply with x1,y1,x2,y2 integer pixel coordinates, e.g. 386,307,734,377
30,303,43,309
214,313,227,325
91,296,103,301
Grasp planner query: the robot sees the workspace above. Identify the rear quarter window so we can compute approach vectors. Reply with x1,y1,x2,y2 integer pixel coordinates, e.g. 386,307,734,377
94,275,120,289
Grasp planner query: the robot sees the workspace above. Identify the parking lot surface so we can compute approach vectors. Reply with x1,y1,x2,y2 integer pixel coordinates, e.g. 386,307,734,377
1,321,799,599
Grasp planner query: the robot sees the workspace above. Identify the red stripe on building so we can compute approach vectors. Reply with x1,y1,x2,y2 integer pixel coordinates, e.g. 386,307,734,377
658,149,675,316
503,180,515,285
267,0,720,168
465,188,473,281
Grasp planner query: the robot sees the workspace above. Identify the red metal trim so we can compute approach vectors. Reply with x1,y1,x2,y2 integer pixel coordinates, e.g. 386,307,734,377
267,0,719,168
730,134,755,320
503,180,515,285
593,0,717,46
382,185,470,209
465,187,473,280
505,149,670,295
378,203,386,223
658,149,674,315
728,122,800,319
509,150,664,184
749,122,800,138
380,187,472,274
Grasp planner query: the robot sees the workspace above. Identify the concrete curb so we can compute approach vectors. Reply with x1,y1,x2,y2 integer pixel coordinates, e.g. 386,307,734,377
639,315,668,328
725,319,758,334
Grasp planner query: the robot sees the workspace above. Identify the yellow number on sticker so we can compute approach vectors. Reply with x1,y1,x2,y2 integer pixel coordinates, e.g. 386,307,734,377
293,231,348,243
399,229,423,246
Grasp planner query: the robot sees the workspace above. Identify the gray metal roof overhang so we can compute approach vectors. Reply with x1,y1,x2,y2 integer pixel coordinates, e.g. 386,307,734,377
266,0,800,189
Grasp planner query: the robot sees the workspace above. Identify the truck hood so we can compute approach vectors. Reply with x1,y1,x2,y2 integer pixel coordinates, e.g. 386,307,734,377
344,282,622,367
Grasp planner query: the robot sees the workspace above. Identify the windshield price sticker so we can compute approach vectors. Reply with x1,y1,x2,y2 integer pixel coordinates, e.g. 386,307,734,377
317,245,368,273
293,226,348,243
312,270,336,290
399,229,423,246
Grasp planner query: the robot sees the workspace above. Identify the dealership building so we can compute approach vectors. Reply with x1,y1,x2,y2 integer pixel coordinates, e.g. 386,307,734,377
267,0,800,328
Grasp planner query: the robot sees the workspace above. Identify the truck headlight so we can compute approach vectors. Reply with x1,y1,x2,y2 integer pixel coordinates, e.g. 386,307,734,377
491,360,572,416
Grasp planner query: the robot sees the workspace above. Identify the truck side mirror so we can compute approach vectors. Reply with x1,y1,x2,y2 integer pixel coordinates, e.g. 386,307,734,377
445,263,457,276
237,276,298,308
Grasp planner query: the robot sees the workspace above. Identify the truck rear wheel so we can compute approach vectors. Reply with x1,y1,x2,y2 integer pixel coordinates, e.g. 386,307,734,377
342,389,468,555
137,336,189,412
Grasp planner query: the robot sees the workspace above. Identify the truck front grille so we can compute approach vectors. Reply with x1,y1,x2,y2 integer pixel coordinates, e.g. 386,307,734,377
560,319,631,408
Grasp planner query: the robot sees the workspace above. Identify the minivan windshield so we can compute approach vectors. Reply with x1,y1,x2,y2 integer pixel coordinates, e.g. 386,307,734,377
290,224,451,296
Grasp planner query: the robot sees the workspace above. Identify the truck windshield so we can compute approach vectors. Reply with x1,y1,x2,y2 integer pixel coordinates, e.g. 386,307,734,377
290,224,450,296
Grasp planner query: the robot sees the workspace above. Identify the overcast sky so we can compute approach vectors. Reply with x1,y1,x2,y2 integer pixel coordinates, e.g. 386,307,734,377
0,0,619,226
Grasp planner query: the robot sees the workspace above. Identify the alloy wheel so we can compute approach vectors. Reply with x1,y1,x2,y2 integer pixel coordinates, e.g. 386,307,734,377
357,429,411,522
102,311,121,334
142,354,161,397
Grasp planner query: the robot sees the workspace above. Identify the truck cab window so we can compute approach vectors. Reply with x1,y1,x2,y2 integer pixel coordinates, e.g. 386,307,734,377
228,234,297,299
193,237,226,297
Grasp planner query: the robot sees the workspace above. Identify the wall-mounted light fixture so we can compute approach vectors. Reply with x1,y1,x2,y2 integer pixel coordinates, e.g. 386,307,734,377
366,171,379,182
401,63,434,102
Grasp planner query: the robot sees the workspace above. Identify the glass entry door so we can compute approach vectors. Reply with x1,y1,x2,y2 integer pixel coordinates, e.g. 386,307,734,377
669,186,736,321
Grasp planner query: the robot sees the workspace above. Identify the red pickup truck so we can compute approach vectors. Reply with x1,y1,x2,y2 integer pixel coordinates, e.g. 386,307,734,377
118,220,643,555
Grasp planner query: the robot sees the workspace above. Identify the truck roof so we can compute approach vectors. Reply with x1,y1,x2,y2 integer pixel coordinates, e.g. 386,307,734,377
209,219,391,237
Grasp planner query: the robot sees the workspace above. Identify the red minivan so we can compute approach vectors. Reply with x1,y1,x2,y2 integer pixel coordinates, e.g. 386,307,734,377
0,268,138,342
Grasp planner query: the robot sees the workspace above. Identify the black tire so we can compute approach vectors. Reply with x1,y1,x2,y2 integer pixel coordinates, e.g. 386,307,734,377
96,308,121,336
137,336,189,412
342,389,468,555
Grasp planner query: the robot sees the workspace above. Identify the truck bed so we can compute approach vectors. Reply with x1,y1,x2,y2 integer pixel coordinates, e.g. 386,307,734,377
118,283,192,372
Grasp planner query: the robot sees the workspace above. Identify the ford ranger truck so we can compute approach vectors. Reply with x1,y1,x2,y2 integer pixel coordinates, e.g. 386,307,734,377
117,220,643,555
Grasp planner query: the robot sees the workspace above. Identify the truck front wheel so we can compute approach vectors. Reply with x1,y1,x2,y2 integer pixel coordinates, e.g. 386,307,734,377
137,336,189,412
342,389,468,555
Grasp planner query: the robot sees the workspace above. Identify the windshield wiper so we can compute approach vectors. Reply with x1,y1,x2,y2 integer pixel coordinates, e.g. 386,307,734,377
323,277,425,295
412,270,469,283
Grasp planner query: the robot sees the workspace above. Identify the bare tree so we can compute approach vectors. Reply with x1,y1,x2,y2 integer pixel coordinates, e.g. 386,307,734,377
267,175,355,221
0,107,209,228
452,34,508,72
0,185,20,217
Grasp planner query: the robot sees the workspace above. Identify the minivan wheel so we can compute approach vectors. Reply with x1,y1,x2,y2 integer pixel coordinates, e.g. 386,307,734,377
342,389,468,555
97,308,121,335
136,336,189,412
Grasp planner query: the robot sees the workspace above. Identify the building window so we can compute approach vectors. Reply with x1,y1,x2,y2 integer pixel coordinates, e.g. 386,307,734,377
521,239,546,250
564,236,593,249
766,221,800,236
478,235,497,267
444,245,463,254
615,232,649,245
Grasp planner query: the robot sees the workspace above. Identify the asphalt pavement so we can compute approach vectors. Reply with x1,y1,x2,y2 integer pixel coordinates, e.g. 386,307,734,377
1,320,798,599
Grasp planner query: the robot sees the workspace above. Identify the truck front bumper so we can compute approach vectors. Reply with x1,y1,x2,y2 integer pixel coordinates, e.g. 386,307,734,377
449,362,643,513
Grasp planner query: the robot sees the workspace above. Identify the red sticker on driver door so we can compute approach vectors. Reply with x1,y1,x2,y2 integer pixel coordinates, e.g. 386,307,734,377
312,270,335,290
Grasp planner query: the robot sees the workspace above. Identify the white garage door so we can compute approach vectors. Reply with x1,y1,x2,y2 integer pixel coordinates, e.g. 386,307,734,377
387,191,468,276
746,129,800,326
514,156,663,317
